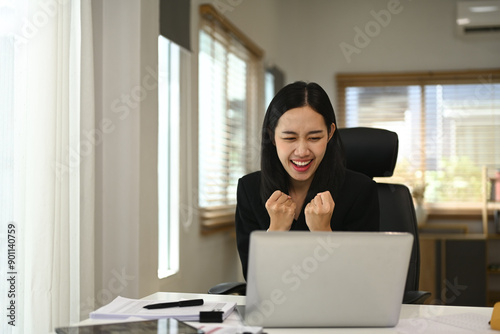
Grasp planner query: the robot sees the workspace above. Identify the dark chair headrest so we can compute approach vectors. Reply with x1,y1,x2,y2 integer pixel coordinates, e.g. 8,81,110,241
338,127,398,179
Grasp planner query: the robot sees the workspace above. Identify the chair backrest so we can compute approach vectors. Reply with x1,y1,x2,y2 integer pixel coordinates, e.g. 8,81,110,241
338,127,420,293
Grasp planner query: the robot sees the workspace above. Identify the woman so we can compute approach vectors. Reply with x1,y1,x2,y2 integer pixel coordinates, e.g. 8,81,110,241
235,81,380,279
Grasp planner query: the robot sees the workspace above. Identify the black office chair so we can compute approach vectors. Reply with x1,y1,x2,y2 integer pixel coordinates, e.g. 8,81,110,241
338,127,430,304
209,127,431,304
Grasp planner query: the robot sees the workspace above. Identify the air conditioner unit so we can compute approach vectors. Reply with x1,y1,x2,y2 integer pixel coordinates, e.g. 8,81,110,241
456,0,500,35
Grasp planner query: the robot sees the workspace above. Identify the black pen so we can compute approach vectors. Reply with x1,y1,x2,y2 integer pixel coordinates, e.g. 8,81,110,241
143,298,204,310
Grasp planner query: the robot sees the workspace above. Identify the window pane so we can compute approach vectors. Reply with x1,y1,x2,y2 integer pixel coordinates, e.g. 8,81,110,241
345,86,423,185
197,7,263,231
198,27,250,208
265,71,275,109
424,84,500,203
158,36,179,278
342,79,500,205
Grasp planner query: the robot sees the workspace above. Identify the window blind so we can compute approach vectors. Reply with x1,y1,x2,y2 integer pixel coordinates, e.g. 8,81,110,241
337,70,500,209
198,5,263,232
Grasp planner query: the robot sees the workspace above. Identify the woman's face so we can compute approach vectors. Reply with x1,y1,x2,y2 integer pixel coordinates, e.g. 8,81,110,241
274,106,334,186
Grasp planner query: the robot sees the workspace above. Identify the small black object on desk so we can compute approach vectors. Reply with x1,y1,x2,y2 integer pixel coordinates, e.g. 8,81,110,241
199,311,224,323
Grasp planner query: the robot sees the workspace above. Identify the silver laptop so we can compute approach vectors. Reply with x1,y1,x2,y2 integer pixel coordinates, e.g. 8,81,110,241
243,231,413,328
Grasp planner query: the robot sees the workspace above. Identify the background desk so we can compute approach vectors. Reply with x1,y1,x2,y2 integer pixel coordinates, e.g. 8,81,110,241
140,292,495,333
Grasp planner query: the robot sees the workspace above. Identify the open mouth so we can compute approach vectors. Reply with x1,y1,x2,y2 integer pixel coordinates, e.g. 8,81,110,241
291,160,313,171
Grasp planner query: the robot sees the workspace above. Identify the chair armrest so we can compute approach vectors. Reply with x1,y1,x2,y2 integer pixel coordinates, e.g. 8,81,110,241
403,290,431,304
208,282,247,295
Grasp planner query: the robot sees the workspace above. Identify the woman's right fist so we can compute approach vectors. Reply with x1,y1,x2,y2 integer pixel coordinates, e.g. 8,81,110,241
265,190,296,231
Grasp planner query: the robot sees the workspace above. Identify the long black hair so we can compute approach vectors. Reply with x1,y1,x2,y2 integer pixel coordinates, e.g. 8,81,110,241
260,81,346,204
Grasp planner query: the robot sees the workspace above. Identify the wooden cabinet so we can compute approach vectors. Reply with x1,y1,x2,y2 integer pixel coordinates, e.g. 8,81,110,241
417,167,500,307
482,167,500,306
482,166,500,235
487,235,500,306
419,235,487,306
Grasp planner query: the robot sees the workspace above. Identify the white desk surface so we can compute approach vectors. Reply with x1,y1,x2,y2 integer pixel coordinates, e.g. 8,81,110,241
140,292,496,333
77,292,495,333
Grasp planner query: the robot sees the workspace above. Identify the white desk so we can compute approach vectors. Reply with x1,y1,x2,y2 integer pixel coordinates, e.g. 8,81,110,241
140,292,496,333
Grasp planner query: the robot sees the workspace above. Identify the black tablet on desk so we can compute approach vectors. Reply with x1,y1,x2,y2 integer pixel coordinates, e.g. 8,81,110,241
55,318,204,334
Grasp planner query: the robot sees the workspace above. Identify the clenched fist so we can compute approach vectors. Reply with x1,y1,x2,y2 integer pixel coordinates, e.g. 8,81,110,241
305,191,334,231
265,190,296,231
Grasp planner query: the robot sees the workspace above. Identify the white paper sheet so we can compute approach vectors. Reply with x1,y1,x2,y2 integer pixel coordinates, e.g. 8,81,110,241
90,296,237,322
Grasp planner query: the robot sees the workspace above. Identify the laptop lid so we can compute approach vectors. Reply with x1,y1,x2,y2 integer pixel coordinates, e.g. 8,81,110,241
244,231,413,328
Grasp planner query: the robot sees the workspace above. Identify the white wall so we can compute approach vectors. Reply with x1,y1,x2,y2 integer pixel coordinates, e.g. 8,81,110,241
93,0,142,305
92,0,140,304
224,0,500,108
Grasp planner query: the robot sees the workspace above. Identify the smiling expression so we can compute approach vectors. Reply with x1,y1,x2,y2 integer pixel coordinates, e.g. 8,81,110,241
274,106,334,187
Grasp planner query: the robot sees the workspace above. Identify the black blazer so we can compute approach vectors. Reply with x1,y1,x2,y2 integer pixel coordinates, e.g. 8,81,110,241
235,169,380,279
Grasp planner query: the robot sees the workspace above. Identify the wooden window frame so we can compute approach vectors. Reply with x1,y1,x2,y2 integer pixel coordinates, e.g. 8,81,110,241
198,4,264,234
336,69,500,217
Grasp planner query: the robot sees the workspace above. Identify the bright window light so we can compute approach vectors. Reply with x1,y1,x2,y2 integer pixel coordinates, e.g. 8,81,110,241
158,35,180,279
265,71,275,111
